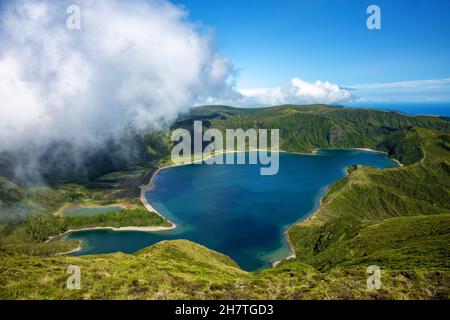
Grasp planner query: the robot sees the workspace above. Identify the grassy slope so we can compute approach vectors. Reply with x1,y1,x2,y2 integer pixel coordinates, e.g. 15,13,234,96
0,240,247,299
284,127,450,299
1,239,447,299
289,128,450,267
1,105,449,299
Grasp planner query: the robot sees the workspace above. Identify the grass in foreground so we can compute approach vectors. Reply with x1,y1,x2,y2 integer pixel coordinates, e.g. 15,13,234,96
1,239,448,299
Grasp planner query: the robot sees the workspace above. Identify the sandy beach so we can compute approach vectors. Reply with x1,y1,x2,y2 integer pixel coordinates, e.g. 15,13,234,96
56,240,83,255
47,224,176,244
272,253,295,267
271,228,297,267
352,147,380,152
140,172,177,229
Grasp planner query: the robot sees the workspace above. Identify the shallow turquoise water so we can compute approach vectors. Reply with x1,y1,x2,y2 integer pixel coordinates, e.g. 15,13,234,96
65,150,397,271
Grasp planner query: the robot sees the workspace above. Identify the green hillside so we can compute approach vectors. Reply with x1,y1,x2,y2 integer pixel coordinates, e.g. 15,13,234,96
176,104,450,152
0,105,449,299
289,128,450,267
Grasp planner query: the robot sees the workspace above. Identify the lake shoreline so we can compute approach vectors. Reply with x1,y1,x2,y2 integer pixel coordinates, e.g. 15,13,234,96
47,224,176,245
143,147,401,269
59,147,401,266
304,148,403,225
270,147,402,267
140,148,294,232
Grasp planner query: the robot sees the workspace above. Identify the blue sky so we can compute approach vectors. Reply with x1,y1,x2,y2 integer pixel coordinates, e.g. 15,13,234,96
173,0,450,106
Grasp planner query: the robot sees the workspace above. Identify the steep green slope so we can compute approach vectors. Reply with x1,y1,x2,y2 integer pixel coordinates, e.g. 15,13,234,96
288,128,450,273
175,105,450,152
313,214,450,269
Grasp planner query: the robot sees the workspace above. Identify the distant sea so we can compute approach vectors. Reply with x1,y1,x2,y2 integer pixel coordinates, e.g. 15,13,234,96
346,103,450,117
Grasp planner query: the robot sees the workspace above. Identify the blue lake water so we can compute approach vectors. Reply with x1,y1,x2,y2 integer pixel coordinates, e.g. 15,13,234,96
64,150,397,271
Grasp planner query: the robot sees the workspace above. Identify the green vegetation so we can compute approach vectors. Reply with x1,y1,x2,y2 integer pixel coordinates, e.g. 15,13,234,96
1,240,448,299
22,208,170,242
288,128,450,269
179,104,450,152
0,208,170,256
1,105,449,299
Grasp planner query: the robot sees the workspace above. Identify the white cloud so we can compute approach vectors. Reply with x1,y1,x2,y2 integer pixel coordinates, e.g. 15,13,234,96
0,0,234,151
236,77,352,107
231,77,450,107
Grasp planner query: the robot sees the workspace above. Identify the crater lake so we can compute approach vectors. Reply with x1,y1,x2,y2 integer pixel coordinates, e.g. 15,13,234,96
64,149,397,271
